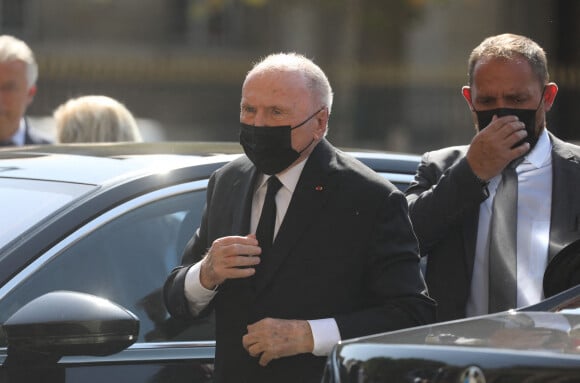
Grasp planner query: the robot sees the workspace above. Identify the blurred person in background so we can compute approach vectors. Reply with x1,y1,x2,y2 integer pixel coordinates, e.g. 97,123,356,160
0,34,50,146
406,33,580,322
54,95,142,143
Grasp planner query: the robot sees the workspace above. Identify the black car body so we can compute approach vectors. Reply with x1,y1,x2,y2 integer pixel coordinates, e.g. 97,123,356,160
0,142,420,382
322,285,580,383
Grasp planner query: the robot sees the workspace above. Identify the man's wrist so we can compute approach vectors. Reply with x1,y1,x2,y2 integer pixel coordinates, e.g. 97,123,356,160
472,171,489,186
307,318,340,356
199,261,219,290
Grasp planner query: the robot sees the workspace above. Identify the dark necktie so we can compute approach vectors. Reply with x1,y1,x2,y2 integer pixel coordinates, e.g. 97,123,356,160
256,176,283,255
488,164,519,313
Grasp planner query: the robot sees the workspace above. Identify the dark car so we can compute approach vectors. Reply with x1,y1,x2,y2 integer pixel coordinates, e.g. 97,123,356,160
0,142,420,382
322,284,580,383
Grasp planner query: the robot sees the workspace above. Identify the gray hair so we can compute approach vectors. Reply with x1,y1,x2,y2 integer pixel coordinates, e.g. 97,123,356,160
54,95,142,143
0,35,38,88
468,33,549,87
467,33,549,87
247,52,334,114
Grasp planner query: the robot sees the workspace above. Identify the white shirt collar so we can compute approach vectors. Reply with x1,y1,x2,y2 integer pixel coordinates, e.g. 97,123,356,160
522,128,551,168
256,157,308,194
10,119,27,146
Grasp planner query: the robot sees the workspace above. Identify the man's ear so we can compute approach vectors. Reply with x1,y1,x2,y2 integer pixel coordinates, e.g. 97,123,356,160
543,83,558,112
462,86,474,110
26,85,37,106
314,107,329,139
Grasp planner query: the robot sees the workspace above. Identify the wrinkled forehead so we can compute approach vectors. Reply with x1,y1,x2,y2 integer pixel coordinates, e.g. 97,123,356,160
242,69,313,106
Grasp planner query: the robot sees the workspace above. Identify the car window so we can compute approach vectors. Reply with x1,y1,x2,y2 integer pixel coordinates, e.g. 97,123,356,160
0,186,214,346
377,172,413,191
0,179,95,251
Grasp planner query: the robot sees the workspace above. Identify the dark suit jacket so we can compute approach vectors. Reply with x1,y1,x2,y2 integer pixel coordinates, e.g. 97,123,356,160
1,118,52,146
406,132,580,322
164,139,436,383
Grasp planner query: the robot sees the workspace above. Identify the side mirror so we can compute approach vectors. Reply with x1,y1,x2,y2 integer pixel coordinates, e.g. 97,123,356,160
2,291,139,362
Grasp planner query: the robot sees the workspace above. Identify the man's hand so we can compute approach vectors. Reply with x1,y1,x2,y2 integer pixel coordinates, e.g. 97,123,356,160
466,115,529,181
199,234,261,289
242,318,314,366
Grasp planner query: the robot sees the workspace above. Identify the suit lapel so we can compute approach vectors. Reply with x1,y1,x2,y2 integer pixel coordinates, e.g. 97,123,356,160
254,140,335,294
548,135,580,260
219,160,258,293
231,160,259,235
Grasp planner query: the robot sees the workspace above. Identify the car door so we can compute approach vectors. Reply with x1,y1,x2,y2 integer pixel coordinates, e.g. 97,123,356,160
0,180,216,382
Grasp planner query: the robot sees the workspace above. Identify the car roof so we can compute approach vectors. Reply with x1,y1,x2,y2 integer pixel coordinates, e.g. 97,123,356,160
0,142,242,184
0,141,421,184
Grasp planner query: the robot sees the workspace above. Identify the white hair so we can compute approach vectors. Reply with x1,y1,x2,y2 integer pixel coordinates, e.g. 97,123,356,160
247,52,334,114
0,35,38,88
54,95,142,143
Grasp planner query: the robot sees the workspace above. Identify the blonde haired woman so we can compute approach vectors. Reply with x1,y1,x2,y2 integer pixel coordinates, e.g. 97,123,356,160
54,95,142,143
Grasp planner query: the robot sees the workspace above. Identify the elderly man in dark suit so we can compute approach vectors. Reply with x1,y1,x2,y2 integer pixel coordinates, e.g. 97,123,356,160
406,33,580,322
164,52,436,383
0,35,50,146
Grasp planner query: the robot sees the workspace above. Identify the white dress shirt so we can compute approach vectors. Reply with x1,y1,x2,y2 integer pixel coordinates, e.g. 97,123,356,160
467,129,552,317
3,119,26,146
184,156,341,356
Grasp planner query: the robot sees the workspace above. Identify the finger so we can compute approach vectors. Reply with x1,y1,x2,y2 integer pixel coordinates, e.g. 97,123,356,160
242,334,250,350
507,130,528,148
259,351,273,366
234,254,261,267
246,343,264,358
500,120,526,140
509,142,530,159
208,244,260,270
204,254,259,284
222,266,256,280
242,332,258,350
213,235,259,247
484,115,519,131
230,243,262,257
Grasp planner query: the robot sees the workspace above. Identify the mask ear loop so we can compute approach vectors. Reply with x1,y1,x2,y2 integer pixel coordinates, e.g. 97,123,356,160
291,106,326,130
291,107,326,154
536,86,546,110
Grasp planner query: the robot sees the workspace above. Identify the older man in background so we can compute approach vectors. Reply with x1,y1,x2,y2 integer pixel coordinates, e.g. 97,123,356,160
0,35,49,146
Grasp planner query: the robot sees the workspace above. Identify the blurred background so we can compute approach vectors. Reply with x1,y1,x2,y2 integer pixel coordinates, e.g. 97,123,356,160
2,0,579,154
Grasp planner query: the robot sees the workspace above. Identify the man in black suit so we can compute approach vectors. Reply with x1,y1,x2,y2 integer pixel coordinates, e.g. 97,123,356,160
0,35,50,146
164,53,436,382
406,33,580,322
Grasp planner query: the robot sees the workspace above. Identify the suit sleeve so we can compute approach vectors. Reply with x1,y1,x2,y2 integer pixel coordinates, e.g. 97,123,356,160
405,151,489,254
335,189,436,339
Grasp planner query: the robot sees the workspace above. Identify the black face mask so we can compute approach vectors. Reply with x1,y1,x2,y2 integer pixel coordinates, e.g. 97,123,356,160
474,88,545,150
239,107,323,175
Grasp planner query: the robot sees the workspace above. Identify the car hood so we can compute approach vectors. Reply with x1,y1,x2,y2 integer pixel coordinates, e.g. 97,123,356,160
339,310,580,355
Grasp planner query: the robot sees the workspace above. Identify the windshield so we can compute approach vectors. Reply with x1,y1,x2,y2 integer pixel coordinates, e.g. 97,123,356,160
0,179,95,250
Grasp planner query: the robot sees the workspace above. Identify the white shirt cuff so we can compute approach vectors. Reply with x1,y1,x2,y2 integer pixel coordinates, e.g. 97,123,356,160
184,261,217,315
307,318,341,356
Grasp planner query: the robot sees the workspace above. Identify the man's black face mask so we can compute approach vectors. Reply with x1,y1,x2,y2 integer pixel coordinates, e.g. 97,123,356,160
239,107,323,175
474,88,545,150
